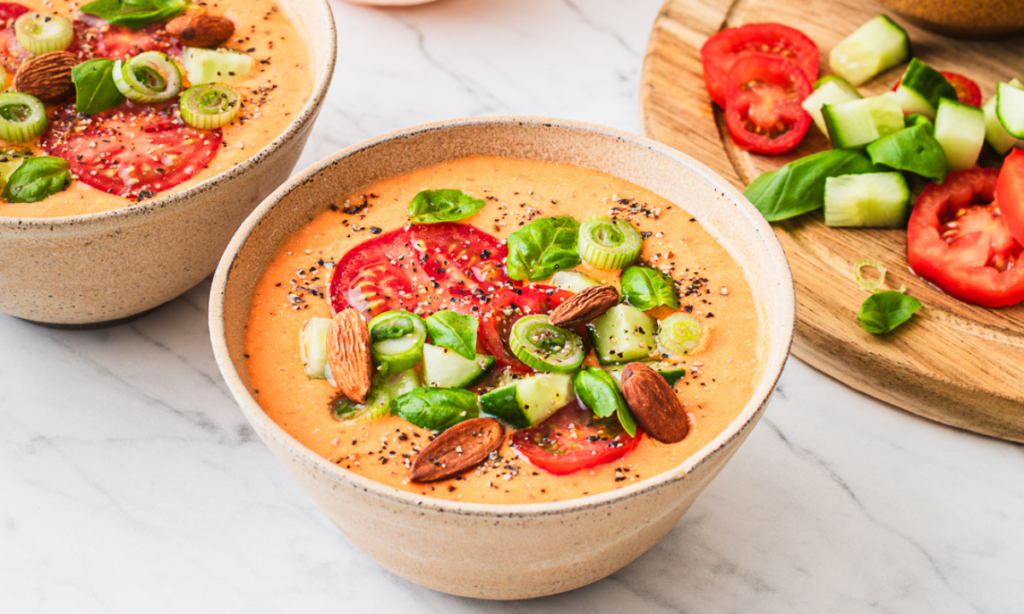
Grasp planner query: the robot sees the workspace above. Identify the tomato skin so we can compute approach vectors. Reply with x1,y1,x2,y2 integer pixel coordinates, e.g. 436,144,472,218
512,402,643,475
724,55,812,155
478,284,573,373
996,149,1024,246
908,168,1024,307
701,22,819,108
0,3,30,73
0,2,28,20
73,14,180,61
891,71,982,108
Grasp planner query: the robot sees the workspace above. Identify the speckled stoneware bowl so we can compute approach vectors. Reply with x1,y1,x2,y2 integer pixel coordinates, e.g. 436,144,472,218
0,0,336,327
210,117,795,600
876,0,1024,38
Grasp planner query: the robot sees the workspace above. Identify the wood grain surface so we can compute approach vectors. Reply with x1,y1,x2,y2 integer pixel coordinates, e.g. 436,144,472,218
640,0,1024,441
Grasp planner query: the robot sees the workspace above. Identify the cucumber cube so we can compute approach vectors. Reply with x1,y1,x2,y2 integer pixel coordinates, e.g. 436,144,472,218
828,15,910,86
824,172,910,228
935,98,986,171
182,47,254,85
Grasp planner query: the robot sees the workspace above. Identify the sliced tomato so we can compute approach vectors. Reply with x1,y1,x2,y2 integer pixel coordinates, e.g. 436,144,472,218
908,168,1024,307
891,70,982,108
41,102,222,199
478,284,573,373
72,13,180,61
512,401,643,475
996,149,1024,245
0,3,30,73
700,22,819,108
724,55,812,155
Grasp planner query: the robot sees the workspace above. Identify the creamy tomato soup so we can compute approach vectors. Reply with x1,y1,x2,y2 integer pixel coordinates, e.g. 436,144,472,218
0,0,313,218
245,156,763,504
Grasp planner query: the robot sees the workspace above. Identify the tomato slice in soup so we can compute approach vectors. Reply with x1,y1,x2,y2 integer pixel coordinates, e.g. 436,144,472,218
73,13,180,61
41,102,223,199
724,55,812,155
907,167,1024,307
0,3,31,73
512,401,643,475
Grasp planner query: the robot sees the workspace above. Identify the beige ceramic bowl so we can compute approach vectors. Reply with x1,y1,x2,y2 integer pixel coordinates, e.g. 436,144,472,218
0,0,336,327
875,0,1024,38
209,117,795,600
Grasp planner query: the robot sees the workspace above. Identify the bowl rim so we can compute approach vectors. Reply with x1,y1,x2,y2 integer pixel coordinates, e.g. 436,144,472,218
209,116,795,518
0,0,337,230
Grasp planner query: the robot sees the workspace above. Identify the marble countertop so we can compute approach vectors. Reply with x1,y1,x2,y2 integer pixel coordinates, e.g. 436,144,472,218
3,0,1022,611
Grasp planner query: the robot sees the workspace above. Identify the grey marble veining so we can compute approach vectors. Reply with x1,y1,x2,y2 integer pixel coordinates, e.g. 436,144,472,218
2,0,1023,612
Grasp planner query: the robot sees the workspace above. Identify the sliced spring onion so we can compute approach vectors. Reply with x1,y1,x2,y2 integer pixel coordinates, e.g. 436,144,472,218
113,52,182,103
853,259,886,293
368,310,427,373
509,314,584,373
14,12,74,55
0,93,47,143
578,216,642,269
656,312,706,357
179,83,241,130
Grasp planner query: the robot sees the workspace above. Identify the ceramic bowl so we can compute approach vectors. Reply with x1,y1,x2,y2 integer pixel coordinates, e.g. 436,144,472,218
875,0,1024,38
0,0,337,327
209,117,795,600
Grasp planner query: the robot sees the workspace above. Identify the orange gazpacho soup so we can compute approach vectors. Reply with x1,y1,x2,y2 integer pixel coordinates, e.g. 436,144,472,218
245,156,764,504
0,0,313,218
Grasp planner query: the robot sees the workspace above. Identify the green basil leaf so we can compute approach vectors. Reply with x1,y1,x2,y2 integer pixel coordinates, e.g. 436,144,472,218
425,310,477,360
573,367,625,419
0,149,32,192
394,388,480,431
80,0,187,30
506,216,581,281
866,125,948,183
407,189,485,224
620,265,679,311
745,150,880,222
617,404,637,438
71,59,126,116
331,364,392,421
1,157,72,204
857,290,922,334
904,114,934,133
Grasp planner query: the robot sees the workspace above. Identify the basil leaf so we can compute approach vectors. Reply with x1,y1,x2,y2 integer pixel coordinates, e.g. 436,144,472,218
408,189,485,224
866,125,948,183
506,216,581,281
857,290,922,334
745,150,880,222
80,0,187,30
904,114,934,133
1,157,72,204
72,59,126,116
425,310,477,360
621,266,679,311
573,368,625,419
617,403,638,438
394,388,480,431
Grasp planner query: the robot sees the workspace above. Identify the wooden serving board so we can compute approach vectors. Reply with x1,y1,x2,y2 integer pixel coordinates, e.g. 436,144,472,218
640,0,1024,442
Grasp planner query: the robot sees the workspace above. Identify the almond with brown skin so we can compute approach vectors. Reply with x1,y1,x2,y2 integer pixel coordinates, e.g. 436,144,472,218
166,12,235,48
548,284,619,328
326,308,372,404
13,51,76,104
410,418,505,482
620,362,690,443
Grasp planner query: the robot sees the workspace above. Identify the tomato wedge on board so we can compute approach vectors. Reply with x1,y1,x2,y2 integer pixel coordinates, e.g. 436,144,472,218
908,168,1024,307
512,401,643,475
41,102,222,200
996,149,1024,246
891,71,982,108
724,55,813,155
700,22,819,108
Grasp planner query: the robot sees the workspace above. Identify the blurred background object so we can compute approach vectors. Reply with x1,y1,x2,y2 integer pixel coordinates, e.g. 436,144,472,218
875,0,1024,38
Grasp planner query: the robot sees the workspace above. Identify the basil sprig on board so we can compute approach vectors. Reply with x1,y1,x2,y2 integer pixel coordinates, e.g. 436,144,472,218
857,290,922,334
408,189,486,224
865,125,948,183
620,265,679,311
80,0,187,30
71,59,126,116
1,157,72,203
394,388,480,431
506,216,581,281
744,149,880,221
573,367,637,437
425,310,477,360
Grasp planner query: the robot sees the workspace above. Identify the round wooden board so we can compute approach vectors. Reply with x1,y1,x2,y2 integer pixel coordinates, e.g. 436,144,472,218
640,0,1024,442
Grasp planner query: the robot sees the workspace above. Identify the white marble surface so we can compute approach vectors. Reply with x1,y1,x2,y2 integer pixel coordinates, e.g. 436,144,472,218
2,0,1023,611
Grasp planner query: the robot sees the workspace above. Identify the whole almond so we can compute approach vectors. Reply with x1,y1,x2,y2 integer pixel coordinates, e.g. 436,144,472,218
13,51,76,104
410,418,504,482
548,284,619,328
166,12,235,48
326,308,372,404
620,362,690,443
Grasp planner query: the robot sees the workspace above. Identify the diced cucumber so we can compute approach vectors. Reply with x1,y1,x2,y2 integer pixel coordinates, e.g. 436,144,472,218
586,303,656,364
550,270,602,293
985,79,1023,155
823,92,904,149
828,15,911,86
422,343,494,388
895,58,957,119
480,373,574,429
803,80,861,134
813,75,861,99
383,369,421,399
299,317,332,379
996,81,1024,139
182,47,254,85
934,98,986,171
824,172,910,228
605,361,687,386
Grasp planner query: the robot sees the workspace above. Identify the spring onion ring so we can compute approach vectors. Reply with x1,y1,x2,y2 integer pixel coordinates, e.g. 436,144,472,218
509,315,585,372
578,216,642,269
179,83,241,130
0,93,47,142
656,312,706,357
368,310,427,373
113,52,182,103
14,12,74,55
